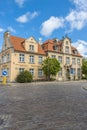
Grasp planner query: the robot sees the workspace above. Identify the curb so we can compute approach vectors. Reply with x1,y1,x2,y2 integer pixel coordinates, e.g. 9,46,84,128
82,86,87,91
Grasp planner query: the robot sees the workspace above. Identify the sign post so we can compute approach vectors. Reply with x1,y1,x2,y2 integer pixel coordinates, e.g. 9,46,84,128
2,70,8,85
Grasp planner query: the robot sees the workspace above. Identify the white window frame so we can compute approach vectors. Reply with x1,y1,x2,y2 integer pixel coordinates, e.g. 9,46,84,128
77,58,80,64
19,68,24,72
38,56,43,64
65,46,69,53
38,69,43,77
58,56,62,63
19,54,25,62
72,58,76,64
51,55,56,58
29,68,34,76
29,55,34,64
66,57,70,64
29,45,34,51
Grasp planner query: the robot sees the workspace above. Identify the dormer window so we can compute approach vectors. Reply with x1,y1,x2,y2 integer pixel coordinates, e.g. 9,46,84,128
65,46,69,53
66,41,68,45
73,50,78,55
29,45,34,51
74,50,78,54
53,45,58,51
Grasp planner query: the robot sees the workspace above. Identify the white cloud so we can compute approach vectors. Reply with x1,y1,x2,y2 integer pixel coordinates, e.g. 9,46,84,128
0,28,4,32
65,10,87,32
73,40,87,57
7,26,16,33
70,0,87,11
16,12,38,23
40,16,64,37
65,0,87,32
40,0,87,37
15,0,26,7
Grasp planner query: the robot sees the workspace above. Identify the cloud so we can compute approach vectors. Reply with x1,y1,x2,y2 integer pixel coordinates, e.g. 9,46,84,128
40,16,64,37
73,40,87,57
0,28,4,32
16,12,38,23
65,0,87,32
65,10,87,32
40,0,87,37
7,26,16,33
70,0,87,11
15,0,26,7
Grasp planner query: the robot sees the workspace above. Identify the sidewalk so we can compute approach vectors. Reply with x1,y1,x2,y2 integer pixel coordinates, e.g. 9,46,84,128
0,80,86,87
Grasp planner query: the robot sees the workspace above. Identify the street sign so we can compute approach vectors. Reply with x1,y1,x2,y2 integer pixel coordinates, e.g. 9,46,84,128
2,70,8,76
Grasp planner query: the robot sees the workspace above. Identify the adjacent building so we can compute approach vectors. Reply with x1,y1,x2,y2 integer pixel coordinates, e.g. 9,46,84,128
0,32,82,82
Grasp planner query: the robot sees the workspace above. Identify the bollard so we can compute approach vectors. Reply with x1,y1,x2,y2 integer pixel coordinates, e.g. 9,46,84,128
2,76,7,85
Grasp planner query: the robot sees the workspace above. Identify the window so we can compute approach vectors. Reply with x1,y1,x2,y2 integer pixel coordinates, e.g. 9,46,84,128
77,58,80,64
72,58,76,64
29,45,34,51
58,69,62,77
2,55,6,63
77,68,81,76
29,55,34,63
65,46,69,53
66,57,70,64
53,45,58,51
19,54,25,62
38,56,43,64
51,55,56,58
58,56,62,63
73,68,76,74
29,68,34,76
19,68,24,72
73,50,78,55
7,54,10,62
38,69,43,77
66,41,68,45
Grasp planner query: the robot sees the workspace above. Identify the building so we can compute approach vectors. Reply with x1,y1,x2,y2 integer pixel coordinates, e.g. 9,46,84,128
42,37,82,81
0,32,82,82
0,31,46,82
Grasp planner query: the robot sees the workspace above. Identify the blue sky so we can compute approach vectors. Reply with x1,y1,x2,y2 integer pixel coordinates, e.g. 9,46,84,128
0,0,87,57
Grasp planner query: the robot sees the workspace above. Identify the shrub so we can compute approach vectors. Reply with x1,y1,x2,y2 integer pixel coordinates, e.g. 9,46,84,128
16,70,33,83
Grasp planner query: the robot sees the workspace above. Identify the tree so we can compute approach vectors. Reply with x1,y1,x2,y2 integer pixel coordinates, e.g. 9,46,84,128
82,58,87,79
42,57,61,80
16,70,33,83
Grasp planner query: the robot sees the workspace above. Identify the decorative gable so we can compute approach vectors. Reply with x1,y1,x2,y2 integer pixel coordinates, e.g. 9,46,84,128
62,37,72,54
24,37,38,52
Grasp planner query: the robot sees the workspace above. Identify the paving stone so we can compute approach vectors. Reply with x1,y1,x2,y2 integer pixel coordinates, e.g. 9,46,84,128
0,81,87,129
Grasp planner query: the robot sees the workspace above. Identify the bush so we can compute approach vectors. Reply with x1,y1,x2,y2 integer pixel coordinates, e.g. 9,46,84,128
16,70,33,83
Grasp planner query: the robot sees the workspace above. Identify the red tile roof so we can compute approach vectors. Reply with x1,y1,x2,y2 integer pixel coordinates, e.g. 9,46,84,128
42,39,82,57
10,35,26,52
10,35,46,55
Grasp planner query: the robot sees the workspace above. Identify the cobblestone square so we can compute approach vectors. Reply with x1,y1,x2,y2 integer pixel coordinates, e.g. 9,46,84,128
0,81,87,130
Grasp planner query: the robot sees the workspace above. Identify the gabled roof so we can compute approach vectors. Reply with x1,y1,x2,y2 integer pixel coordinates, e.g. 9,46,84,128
42,39,62,52
10,35,46,55
10,35,26,52
42,39,82,57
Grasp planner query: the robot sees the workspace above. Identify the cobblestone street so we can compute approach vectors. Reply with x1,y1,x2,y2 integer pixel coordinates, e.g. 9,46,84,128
0,81,87,130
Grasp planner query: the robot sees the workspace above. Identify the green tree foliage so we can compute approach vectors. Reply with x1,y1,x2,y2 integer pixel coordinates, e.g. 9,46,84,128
16,70,33,83
42,57,61,80
82,58,87,78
